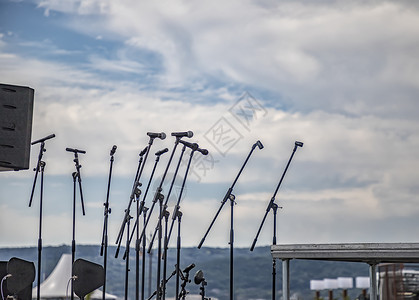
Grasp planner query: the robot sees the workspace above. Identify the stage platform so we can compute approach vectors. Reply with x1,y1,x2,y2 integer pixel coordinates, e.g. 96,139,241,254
271,242,419,300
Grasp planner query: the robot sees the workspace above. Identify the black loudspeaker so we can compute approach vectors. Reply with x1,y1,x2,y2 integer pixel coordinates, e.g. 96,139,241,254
0,83,34,171
7,257,36,295
73,259,104,299
0,259,34,300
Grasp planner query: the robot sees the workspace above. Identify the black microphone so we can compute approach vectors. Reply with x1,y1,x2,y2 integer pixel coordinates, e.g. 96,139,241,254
179,140,199,151
155,148,169,156
295,141,303,147
194,270,205,285
183,263,195,273
171,131,193,138
140,146,148,156
66,147,86,154
110,145,117,156
147,132,166,140
252,140,264,150
31,134,55,145
197,148,209,155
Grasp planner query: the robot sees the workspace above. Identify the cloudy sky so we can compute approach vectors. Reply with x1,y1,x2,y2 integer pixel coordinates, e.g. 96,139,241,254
1,0,419,251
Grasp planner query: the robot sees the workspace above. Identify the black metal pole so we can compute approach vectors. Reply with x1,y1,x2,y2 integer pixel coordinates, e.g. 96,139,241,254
147,268,177,300
136,195,140,300
141,207,149,300
137,137,182,252
125,215,132,300
66,147,86,300
155,141,206,300
272,203,278,300
229,194,235,300
162,208,170,300
198,141,263,250
130,140,163,300
156,193,164,300
36,160,45,300
250,141,303,252
179,265,194,300
167,142,207,244
175,208,182,300
101,146,116,300
29,134,55,300
29,141,45,207
115,143,150,258
148,235,153,298
147,145,187,253
125,148,168,259
197,141,263,300
71,171,77,300
249,141,303,300
143,133,192,300
29,133,55,206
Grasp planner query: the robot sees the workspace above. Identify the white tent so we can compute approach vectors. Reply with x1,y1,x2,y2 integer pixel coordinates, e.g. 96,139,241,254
89,289,118,300
32,254,117,299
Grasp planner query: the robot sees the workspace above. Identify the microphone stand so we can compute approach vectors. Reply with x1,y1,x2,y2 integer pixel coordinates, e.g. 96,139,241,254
100,146,117,300
139,136,183,300
141,207,149,300
125,214,133,300
147,144,187,253
198,279,208,300
130,145,167,300
124,148,168,259
120,149,168,300
249,141,303,300
198,141,264,300
115,142,151,258
137,137,182,248
174,207,183,300
167,143,206,245
147,267,177,300
29,134,55,300
164,143,205,298
115,137,162,298
135,184,142,300
179,266,193,300
67,148,86,300
156,185,165,300
161,208,170,300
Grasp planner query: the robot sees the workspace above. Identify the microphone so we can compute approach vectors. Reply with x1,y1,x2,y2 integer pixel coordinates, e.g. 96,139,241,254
197,148,209,155
31,133,55,145
295,141,304,147
110,145,117,156
140,146,148,157
147,132,166,140
253,140,264,150
171,131,193,138
66,147,86,154
179,140,199,151
183,263,195,273
155,148,169,156
194,270,205,285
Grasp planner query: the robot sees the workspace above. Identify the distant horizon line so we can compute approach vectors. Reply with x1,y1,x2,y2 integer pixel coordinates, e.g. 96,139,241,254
0,244,272,250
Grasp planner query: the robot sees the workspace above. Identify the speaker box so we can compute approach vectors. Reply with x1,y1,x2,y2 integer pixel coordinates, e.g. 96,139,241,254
0,83,34,171
73,258,105,299
0,260,33,300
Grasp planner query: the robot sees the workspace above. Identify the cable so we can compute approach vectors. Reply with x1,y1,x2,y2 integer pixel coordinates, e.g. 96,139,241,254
66,276,77,299
1,274,11,300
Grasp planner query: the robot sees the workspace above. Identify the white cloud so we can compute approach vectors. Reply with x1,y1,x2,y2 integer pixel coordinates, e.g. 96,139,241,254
23,0,419,117
54,0,417,116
